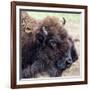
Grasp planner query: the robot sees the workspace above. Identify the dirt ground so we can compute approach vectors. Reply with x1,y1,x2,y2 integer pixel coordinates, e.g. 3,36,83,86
21,12,80,77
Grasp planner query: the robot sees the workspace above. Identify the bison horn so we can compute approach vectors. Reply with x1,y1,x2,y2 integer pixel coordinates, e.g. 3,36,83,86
62,17,66,25
42,26,48,35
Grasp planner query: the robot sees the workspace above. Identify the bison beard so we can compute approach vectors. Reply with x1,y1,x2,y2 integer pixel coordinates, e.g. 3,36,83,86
21,16,78,78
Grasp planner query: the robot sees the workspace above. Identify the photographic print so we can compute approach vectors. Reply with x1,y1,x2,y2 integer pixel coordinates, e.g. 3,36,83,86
11,1,87,89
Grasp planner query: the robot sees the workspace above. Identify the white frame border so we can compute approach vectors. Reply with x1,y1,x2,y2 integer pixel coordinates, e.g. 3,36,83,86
16,5,85,85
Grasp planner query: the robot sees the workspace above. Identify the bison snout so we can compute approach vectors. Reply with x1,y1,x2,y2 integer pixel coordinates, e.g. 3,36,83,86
66,57,72,68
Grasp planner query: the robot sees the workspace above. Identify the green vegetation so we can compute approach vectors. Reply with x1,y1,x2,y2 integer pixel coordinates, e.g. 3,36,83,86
27,11,80,23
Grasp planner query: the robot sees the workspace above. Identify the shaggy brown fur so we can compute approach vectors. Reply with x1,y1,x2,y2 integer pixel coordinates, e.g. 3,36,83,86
37,16,70,56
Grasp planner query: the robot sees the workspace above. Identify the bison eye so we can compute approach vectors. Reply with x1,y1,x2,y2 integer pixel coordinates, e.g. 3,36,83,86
48,39,57,48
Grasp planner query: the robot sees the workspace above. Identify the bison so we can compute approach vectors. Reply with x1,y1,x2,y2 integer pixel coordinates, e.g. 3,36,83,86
21,16,78,78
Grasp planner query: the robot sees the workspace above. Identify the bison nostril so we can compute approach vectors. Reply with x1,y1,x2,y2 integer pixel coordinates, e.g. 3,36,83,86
67,59,72,63
66,59,73,67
